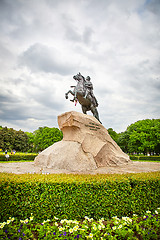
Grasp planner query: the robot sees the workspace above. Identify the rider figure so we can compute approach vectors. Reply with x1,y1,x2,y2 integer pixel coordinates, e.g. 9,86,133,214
84,76,98,107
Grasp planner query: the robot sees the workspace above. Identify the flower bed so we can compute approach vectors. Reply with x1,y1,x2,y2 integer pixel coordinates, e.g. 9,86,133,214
0,152,38,161
0,208,160,239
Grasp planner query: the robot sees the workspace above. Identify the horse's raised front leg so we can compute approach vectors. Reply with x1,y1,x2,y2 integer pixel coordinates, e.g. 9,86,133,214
65,90,74,99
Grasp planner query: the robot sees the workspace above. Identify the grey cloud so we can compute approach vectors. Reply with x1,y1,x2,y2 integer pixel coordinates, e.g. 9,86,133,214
19,43,74,75
0,96,28,122
0,106,27,121
0,88,64,124
64,23,82,42
0,0,159,133
0,0,26,35
63,14,94,45
65,25,93,44
24,87,65,112
83,27,94,44
147,0,160,15
0,44,13,59
152,77,160,89
0,92,18,104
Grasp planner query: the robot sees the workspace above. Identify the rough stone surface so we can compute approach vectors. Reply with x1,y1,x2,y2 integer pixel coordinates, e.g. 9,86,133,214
34,111,131,172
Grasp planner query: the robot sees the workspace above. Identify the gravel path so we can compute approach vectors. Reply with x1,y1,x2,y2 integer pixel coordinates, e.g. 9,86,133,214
0,161,160,174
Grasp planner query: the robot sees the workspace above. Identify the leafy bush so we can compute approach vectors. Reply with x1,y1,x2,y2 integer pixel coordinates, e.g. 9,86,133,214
130,155,160,161
0,208,160,239
0,172,160,223
0,153,38,161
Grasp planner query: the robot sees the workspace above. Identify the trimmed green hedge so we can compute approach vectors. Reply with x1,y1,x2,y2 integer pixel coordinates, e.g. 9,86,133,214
0,153,38,161
130,155,160,161
0,173,160,223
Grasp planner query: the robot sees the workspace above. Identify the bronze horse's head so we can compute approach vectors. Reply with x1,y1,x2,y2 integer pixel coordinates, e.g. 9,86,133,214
73,72,84,81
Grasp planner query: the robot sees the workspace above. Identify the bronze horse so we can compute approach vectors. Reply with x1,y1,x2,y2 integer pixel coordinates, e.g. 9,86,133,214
65,73,101,123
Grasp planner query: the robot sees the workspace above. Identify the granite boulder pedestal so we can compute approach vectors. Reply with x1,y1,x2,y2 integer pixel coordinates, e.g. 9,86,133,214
34,111,131,172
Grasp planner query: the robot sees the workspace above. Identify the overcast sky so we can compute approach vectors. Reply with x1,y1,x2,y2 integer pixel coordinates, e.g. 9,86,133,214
0,0,159,133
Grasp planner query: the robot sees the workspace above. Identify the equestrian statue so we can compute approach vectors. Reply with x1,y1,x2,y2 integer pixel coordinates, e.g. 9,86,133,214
65,72,101,123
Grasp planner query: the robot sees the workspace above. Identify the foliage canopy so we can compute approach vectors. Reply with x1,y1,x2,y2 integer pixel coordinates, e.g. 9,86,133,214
0,126,63,152
116,119,160,155
33,126,63,152
0,127,29,152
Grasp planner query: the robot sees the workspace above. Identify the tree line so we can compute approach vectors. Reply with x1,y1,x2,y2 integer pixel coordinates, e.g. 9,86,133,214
0,119,159,154
108,119,160,155
0,126,63,153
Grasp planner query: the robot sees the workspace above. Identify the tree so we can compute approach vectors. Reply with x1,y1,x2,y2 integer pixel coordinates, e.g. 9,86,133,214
33,127,63,152
0,127,30,152
117,131,130,153
118,119,160,155
25,132,35,152
107,128,119,142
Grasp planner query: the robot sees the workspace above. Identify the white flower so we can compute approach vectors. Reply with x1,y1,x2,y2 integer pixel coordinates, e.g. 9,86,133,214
69,220,74,224
54,216,59,220
7,220,11,224
122,217,132,223
24,218,28,224
112,216,120,221
98,223,105,230
55,222,58,226
118,224,123,229
98,225,102,230
69,228,73,233
73,225,79,231
114,221,119,225
43,219,50,224
93,224,97,230
85,216,93,222
112,226,116,230
89,218,93,222
101,223,105,229
73,220,79,225
59,227,64,231
87,233,93,238
0,222,6,229
30,216,34,221
155,210,158,214
146,210,151,214
60,219,65,224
